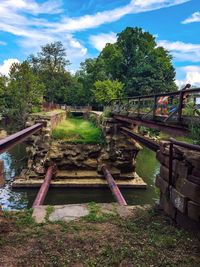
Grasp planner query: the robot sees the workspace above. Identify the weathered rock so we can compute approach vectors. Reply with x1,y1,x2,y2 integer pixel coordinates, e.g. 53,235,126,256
170,187,187,213
187,201,200,222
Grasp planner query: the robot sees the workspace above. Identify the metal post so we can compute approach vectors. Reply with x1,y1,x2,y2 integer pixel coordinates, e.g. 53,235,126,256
101,165,127,206
153,96,157,120
32,165,54,207
137,97,141,118
168,142,173,186
177,91,184,123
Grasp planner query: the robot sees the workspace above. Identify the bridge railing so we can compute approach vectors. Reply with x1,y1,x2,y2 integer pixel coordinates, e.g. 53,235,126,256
109,87,200,125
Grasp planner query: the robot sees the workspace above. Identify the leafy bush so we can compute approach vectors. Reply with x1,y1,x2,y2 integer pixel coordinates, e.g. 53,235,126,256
189,122,200,145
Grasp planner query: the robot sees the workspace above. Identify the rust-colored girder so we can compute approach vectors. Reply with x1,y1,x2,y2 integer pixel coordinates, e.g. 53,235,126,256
0,123,42,155
120,127,159,152
101,164,127,206
32,165,54,208
114,115,189,136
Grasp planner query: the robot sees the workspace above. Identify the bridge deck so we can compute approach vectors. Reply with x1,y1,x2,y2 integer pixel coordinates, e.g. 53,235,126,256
109,87,200,134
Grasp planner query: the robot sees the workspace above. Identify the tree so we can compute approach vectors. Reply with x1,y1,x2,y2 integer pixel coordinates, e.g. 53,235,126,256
0,75,6,110
98,27,177,96
93,80,124,105
3,61,44,125
29,41,71,103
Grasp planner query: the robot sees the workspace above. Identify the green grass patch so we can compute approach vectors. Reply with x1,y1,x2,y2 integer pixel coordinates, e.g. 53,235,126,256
82,202,117,223
52,118,104,144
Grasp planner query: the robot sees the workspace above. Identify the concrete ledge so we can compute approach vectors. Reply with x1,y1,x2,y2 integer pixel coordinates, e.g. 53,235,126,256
32,203,151,223
12,175,147,189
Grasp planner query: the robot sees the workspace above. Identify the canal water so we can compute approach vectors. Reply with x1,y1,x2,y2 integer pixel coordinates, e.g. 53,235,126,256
0,143,160,210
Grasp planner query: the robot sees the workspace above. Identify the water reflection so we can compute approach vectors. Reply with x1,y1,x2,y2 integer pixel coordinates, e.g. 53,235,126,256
0,143,29,210
0,143,160,209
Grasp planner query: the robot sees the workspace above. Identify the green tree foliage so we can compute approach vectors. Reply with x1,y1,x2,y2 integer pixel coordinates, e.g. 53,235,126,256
100,27,177,96
2,61,44,125
75,58,107,106
0,75,7,110
93,80,124,105
77,27,177,100
28,41,74,103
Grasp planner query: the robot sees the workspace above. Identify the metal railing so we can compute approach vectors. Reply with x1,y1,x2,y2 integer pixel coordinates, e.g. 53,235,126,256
0,123,43,155
109,87,200,125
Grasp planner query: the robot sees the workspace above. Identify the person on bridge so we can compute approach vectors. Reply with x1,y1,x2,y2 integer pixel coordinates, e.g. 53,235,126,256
156,96,169,116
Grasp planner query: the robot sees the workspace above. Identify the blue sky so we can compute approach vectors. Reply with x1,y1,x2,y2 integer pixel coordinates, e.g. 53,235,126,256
0,0,199,87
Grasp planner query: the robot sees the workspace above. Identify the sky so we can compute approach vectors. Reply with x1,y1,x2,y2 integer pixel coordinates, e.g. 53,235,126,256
0,0,199,88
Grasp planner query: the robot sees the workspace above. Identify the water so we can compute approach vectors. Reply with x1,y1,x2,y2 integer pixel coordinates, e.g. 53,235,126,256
0,143,160,210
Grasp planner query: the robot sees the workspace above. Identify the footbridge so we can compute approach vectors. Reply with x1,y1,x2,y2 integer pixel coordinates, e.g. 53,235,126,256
109,87,200,136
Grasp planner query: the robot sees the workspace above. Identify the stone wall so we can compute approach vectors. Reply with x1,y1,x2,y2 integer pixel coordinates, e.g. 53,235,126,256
98,117,141,174
156,141,200,234
44,116,141,177
22,112,141,180
25,110,66,177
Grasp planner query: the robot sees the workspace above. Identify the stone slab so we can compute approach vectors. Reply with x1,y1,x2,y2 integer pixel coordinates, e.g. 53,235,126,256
170,187,187,213
188,201,200,222
56,170,134,180
13,176,147,188
180,179,200,205
32,203,151,223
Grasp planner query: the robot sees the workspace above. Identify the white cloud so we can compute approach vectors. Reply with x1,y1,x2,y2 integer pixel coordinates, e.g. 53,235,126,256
158,40,200,62
0,58,20,76
55,0,190,32
182,11,200,24
89,32,117,51
1,0,63,15
0,0,191,70
176,66,200,88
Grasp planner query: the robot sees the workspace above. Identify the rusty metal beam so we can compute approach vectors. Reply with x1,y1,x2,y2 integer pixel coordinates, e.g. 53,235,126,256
101,165,127,206
170,137,200,152
32,165,54,208
120,127,159,152
114,115,188,136
0,123,42,155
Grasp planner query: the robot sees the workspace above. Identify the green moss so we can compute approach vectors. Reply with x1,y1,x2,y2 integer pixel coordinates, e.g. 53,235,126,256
52,118,104,144
45,205,55,222
82,202,117,223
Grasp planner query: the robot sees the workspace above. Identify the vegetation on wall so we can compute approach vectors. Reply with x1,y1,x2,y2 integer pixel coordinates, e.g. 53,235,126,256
52,117,104,144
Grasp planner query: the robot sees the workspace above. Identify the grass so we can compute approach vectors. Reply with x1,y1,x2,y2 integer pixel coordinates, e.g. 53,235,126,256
0,207,199,266
82,202,117,223
159,132,194,144
52,117,104,144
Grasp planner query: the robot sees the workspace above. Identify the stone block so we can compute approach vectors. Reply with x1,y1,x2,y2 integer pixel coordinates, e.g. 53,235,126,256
155,175,169,194
172,159,180,173
188,201,200,222
180,180,200,205
156,150,169,167
83,158,98,169
187,175,200,186
175,161,189,180
176,210,200,234
170,187,187,213
159,142,170,156
175,175,186,191
192,168,200,178
184,151,200,170
160,165,169,182
160,193,176,219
